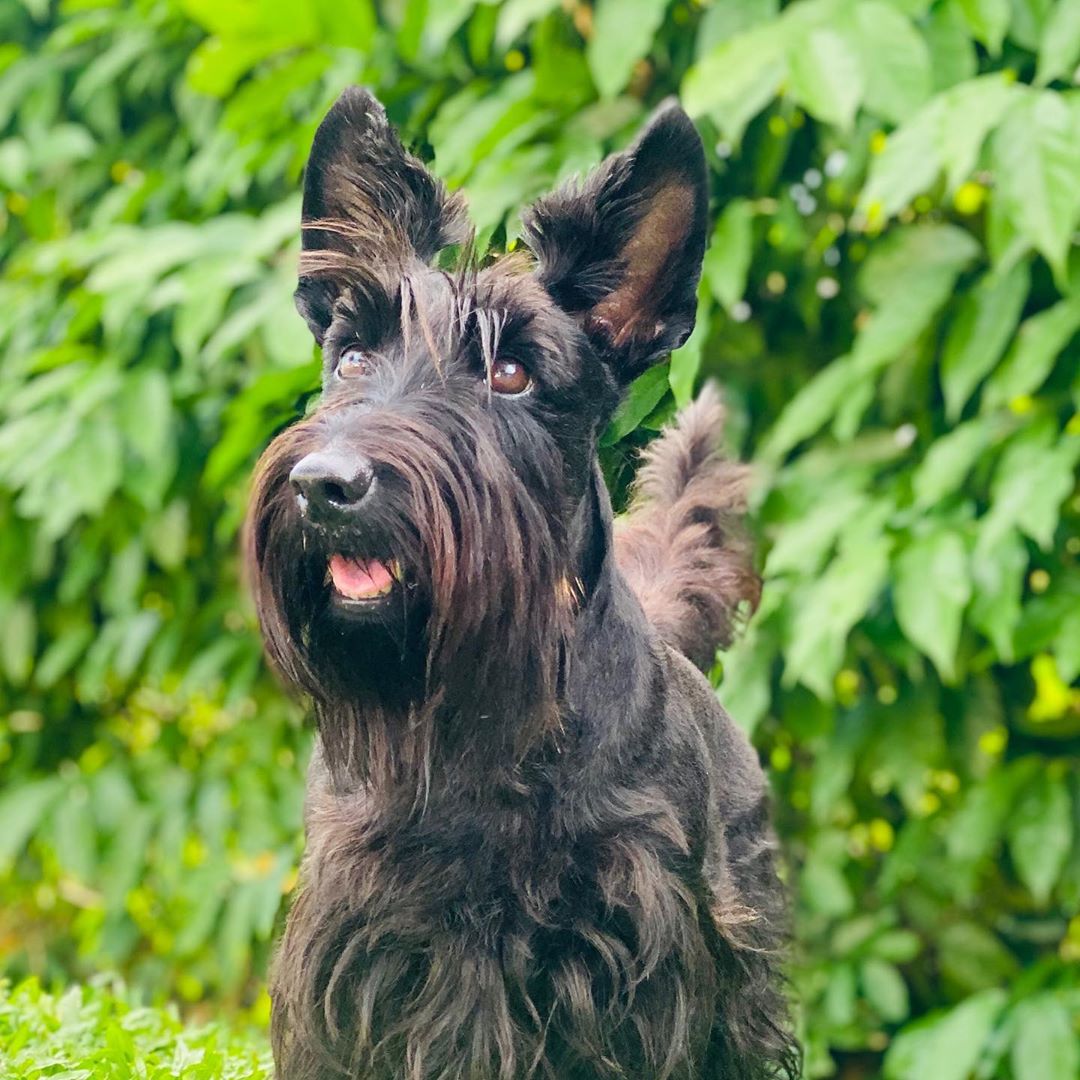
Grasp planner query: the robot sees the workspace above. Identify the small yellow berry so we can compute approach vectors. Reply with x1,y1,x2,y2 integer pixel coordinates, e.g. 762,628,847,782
869,818,895,852
1029,569,1050,594
977,727,1008,757
770,744,793,772
953,181,986,215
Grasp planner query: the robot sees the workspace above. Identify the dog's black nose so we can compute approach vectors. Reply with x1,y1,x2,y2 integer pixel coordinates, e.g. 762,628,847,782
290,450,375,520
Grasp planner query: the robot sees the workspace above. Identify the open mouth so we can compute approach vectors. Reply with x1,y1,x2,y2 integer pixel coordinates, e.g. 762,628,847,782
328,554,401,610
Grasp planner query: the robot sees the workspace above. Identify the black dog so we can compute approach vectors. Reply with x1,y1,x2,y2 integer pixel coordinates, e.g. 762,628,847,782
247,87,797,1080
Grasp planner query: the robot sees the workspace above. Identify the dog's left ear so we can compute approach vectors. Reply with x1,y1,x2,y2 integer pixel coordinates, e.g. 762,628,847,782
523,101,708,383
295,87,469,343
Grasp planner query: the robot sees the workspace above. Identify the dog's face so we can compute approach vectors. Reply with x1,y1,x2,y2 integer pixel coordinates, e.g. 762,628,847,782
247,88,707,736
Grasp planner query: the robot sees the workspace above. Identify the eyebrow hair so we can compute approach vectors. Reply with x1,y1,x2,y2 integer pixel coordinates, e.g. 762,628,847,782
310,237,547,373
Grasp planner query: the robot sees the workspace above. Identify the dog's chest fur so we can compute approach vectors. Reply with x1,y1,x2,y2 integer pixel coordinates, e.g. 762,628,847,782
272,641,734,1079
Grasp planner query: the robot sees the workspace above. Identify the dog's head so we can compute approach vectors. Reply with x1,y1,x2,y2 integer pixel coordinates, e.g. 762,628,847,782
247,88,707,772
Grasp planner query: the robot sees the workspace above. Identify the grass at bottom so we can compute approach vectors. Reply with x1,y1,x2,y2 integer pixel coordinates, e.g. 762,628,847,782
0,977,272,1079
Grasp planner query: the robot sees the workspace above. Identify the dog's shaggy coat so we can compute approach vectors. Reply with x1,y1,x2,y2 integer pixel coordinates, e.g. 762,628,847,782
247,87,798,1080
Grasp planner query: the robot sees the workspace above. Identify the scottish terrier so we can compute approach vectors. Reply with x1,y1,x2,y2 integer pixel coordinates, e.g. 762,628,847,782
247,87,797,1080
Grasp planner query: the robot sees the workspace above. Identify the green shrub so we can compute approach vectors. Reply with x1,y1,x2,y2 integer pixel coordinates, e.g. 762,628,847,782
0,977,271,1079
1,1,1079,1076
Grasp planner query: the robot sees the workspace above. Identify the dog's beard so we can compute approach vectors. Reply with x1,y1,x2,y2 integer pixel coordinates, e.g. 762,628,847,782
246,403,576,793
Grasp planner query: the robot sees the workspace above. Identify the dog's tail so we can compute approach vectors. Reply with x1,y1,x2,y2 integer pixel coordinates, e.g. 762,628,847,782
614,384,760,670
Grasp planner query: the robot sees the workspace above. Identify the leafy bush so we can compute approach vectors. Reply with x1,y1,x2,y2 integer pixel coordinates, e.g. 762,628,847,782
1,1,1078,1077
0,978,271,1079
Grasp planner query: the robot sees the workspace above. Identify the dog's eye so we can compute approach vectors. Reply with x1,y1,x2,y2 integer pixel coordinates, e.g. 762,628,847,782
337,346,370,379
489,358,531,396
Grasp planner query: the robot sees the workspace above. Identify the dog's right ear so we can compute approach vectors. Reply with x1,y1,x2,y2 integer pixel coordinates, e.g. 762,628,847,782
295,87,469,344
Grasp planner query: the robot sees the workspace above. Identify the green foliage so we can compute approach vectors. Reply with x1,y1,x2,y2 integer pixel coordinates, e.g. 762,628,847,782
0,977,272,1078
1,0,1079,1076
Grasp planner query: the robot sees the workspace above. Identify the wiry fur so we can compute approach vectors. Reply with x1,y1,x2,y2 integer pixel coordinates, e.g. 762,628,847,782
615,384,760,671
247,87,799,1080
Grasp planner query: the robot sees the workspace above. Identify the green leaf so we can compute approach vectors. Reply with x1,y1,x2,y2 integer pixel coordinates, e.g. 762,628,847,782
420,0,480,54
1008,773,1073,903
601,362,670,445
853,224,978,371
911,418,991,509
1035,0,1080,85
1056,607,1080,683
939,260,1030,420
767,489,868,576
985,420,1080,550
861,958,910,1022
759,354,863,461
800,831,856,916
786,25,864,129
703,199,753,313
49,791,98,883
1011,995,1080,1080
34,623,94,689
935,73,1019,191
495,0,563,48
146,499,190,571
49,418,123,536
859,223,980,305
893,530,971,681
682,24,786,142
119,368,173,462
884,989,1007,1080
716,626,775,735
588,0,671,99
969,525,1027,660
532,12,596,109
858,102,942,221
850,2,931,123
954,0,1011,54
885,0,933,13
2,598,36,685
858,75,1017,222
0,778,63,864
696,0,778,55
992,90,1080,282
824,963,858,1027
185,36,287,98
872,928,922,963
937,921,1019,993
100,806,154,910
785,533,891,699
430,74,537,182
669,292,709,407
982,294,1080,411
101,539,145,615
311,0,376,49
923,3,977,91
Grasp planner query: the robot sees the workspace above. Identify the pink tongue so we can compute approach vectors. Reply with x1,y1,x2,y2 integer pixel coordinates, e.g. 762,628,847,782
329,555,394,600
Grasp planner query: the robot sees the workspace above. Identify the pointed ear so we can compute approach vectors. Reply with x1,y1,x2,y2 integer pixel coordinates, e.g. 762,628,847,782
522,101,708,382
295,87,469,343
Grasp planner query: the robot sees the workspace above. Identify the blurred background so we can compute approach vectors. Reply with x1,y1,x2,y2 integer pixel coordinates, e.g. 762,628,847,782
1,0,1079,1076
